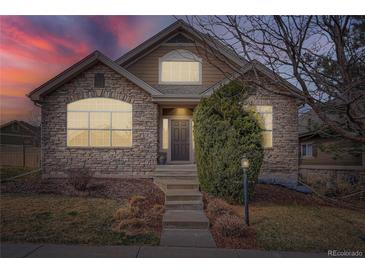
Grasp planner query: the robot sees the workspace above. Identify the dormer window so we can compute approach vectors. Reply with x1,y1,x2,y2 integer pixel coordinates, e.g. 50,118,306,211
159,50,202,85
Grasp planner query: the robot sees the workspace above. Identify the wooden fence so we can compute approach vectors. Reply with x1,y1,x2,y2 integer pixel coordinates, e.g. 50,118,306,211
0,145,40,168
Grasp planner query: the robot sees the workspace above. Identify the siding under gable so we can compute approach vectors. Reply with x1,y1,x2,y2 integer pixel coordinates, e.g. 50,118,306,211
125,45,233,95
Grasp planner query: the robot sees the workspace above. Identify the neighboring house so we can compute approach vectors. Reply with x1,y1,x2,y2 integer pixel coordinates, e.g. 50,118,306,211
299,111,365,186
0,120,40,146
0,120,41,168
28,20,300,183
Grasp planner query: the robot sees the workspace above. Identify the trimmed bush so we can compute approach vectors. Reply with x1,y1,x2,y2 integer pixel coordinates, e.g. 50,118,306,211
207,198,234,222
213,214,249,238
193,81,264,203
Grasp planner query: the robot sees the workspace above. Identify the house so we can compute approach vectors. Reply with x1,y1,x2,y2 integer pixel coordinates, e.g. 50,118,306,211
299,111,365,186
0,120,40,146
28,20,300,183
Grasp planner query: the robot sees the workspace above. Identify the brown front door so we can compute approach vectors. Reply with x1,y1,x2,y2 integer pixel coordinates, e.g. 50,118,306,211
171,120,190,161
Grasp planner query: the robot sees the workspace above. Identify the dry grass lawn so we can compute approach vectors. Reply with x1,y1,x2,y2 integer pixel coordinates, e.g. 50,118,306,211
233,204,365,252
0,194,159,245
206,185,365,252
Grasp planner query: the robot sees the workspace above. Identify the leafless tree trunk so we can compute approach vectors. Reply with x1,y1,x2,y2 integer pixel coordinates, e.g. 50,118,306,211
183,16,365,144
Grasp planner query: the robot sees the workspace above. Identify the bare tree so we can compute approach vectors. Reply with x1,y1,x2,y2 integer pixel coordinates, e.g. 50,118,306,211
184,16,365,143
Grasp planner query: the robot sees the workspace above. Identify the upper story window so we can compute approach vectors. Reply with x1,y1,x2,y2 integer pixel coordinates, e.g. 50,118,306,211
94,73,105,88
159,50,202,85
67,98,132,147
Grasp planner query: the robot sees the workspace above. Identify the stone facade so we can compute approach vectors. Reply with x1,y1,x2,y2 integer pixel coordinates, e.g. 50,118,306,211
247,87,299,184
41,63,159,179
40,62,299,183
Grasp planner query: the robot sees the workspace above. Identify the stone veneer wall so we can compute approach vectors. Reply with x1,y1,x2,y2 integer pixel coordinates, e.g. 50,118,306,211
41,63,159,179
247,87,299,184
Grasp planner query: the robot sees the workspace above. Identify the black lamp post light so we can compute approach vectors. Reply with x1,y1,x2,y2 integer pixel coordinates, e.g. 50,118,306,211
241,156,250,226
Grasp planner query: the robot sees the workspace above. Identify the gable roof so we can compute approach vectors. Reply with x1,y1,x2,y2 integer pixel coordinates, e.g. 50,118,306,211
28,50,162,102
116,20,303,98
116,20,248,69
0,120,40,135
201,60,303,98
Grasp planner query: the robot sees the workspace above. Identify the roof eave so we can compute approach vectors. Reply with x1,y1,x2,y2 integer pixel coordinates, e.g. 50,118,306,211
27,51,162,102
116,20,248,69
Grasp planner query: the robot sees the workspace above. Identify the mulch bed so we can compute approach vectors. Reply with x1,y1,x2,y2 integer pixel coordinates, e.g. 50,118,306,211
202,192,257,249
210,227,257,249
252,184,326,206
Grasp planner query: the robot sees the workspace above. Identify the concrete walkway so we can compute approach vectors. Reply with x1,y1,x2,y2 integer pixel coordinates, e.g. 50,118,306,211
0,242,331,258
155,164,216,248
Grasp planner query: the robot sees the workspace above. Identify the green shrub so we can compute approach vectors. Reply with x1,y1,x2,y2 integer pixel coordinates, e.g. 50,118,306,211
193,81,264,204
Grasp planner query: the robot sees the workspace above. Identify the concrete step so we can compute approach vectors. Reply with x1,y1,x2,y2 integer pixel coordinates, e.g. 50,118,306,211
155,164,197,171
165,190,202,202
162,210,209,229
165,200,203,210
155,177,199,184
153,171,197,177
165,180,199,190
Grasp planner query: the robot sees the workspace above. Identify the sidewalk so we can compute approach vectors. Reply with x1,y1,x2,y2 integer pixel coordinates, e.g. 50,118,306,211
0,242,330,258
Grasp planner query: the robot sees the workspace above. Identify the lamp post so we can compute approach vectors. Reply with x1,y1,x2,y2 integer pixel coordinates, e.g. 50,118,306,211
241,157,250,226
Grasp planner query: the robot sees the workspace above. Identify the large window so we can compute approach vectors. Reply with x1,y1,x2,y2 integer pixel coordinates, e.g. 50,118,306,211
67,98,132,147
255,106,273,148
159,50,202,85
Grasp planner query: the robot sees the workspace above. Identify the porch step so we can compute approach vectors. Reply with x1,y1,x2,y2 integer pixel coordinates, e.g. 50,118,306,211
154,164,197,178
153,171,197,177
155,164,197,171
165,200,203,210
162,210,209,229
166,182,199,190
161,178,199,189
165,189,202,202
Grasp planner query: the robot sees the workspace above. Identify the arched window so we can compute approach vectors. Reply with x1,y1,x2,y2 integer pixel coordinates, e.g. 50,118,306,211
159,49,202,85
67,98,132,147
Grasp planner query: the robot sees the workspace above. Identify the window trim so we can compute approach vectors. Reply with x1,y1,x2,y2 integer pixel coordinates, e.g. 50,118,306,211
66,99,132,148
158,50,202,85
301,143,313,158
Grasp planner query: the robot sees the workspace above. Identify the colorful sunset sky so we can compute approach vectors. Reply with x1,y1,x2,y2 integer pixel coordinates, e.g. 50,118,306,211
0,16,175,125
